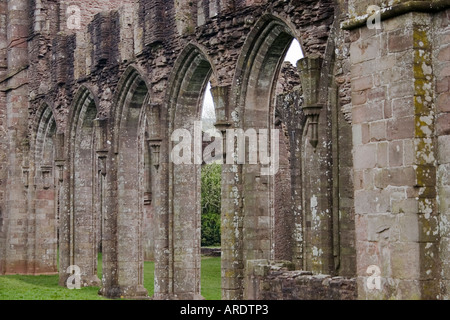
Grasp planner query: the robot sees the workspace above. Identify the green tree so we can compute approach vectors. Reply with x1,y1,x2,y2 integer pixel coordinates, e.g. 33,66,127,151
201,163,222,247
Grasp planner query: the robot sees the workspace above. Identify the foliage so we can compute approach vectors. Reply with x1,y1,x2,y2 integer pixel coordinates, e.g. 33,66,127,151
201,163,222,247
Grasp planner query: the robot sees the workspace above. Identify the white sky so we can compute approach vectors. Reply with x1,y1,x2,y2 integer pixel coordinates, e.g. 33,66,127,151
284,38,303,65
202,39,303,120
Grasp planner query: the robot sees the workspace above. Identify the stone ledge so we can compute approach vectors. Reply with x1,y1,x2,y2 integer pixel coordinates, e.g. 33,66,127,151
341,0,450,31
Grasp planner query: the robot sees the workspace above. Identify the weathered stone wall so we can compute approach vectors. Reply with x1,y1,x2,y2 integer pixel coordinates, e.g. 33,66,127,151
434,9,450,299
0,0,449,301
0,0,8,275
345,0,450,300
244,260,357,300
0,0,358,298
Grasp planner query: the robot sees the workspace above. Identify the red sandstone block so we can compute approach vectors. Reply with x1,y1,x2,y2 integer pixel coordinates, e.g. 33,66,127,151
361,122,370,144
354,144,377,170
350,37,380,64
392,97,413,118
36,190,55,201
436,77,449,94
376,142,388,168
438,45,450,62
388,80,414,100
387,116,415,140
439,65,450,78
438,136,450,164
349,29,360,42
437,92,450,113
352,90,367,106
390,242,420,280
388,29,413,53
384,100,393,119
367,86,387,102
354,170,364,190
389,140,404,167
436,113,450,136
351,75,373,92
352,102,384,124
370,121,387,142
355,239,382,276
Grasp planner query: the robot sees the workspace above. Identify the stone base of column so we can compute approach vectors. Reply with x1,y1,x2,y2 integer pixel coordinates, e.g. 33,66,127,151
99,284,149,300
81,275,101,287
152,293,205,300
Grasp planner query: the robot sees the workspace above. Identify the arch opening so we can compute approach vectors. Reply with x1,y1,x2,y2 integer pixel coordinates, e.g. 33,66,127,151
68,89,101,287
33,105,59,275
101,67,152,299
223,16,310,300
167,44,218,300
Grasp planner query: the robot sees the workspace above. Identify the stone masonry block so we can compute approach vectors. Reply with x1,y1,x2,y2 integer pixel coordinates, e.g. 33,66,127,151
354,143,377,169
355,189,390,214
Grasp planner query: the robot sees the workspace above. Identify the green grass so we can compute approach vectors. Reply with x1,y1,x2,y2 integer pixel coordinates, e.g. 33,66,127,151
201,256,221,300
0,255,221,300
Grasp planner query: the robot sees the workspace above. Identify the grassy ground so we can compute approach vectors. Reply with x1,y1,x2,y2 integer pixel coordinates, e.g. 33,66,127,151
0,255,221,300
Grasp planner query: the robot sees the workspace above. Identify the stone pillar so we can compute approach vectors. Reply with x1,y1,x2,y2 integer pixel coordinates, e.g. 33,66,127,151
218,121,244,300
171,129,202,299
298,56,335,276
346,3,441,299
174,0,197,36
434,8,450,300
276,91,305,270
211,83,244,300
58,144,71,287
2,0,31,275
143,138,155,262
0,0,8,275
153,133,171,300
99,142,119,297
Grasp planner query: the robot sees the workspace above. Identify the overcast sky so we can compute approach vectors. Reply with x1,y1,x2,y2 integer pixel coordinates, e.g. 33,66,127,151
202,39,303,120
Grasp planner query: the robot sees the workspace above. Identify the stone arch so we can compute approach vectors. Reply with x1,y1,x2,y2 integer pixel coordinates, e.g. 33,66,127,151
224,14,309,299
103,65,150,299
229,12,350,289
30,103,59,274
164,42,215,300
61,85,101,287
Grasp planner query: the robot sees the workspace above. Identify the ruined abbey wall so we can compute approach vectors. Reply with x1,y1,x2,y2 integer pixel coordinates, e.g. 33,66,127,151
0,0,449,300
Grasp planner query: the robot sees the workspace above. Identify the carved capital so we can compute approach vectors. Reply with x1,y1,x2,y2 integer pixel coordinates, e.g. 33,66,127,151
148,138,162,170
298,56,323,148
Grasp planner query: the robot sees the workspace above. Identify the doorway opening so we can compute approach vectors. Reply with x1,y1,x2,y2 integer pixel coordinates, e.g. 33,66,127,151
200,81,222,300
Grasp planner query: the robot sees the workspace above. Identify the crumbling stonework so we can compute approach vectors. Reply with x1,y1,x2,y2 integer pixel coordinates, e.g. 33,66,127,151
0,0,449,300
244,260,357,300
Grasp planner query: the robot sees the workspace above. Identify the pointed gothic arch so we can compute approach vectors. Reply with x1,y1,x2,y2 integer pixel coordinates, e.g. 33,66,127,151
59,86,101,287
100,65,151,299
31,103,59,275
163,42,216,300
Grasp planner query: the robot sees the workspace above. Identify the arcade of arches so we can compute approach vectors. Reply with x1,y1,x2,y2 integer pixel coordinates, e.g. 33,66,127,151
1,0,450,300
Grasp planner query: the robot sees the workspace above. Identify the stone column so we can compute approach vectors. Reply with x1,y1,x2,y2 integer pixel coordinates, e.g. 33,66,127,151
174,0,197,36
218,121,245,300
212,84,245,300
2,0,31,275
298,56,335,276
346,3,441,299
0,0,8,275
434,8,450,300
